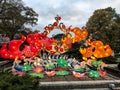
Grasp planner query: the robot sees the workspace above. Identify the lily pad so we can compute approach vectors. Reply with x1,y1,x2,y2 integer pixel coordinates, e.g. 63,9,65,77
91,60,102,67
57,58,68,68
45,64,55,70
30,73,44,78
74,68,85,72
89,70,100,78
22,65,32,72
56,70,69,76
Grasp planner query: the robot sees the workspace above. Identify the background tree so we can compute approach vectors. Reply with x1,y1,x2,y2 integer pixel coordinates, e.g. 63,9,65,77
86,7,120,54
0,0,38,39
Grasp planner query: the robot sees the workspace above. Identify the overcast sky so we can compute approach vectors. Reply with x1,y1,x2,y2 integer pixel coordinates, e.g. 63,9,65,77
22,0,120,36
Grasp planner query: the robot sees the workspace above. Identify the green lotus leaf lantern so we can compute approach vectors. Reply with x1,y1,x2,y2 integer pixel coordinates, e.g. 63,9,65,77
30,73,44,78
45,64,55,70
91,60,102,67
89,70,100,78
97,60,102,65
91,61,97,67
56,70,69,76
57,58,68,68
22,65,32,72
74,68,85,72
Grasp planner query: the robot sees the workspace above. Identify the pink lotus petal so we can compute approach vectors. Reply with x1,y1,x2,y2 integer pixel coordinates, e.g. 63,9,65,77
17,71,24,76
45,70,56,77
13,71,18,75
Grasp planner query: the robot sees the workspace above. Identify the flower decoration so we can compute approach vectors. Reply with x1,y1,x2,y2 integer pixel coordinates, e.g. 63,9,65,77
98,70,107,77
45,71,56,77
33,66,44,73
13,71,24,76
72,71,85,78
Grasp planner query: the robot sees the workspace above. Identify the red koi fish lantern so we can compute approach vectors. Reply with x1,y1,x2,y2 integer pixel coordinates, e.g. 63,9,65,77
22,45,39,58
0,43,9,59
26,33,33,44
8,35,26,52
30,45,39,53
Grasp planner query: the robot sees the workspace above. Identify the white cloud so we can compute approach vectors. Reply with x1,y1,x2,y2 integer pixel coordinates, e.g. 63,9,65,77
23,0,120,34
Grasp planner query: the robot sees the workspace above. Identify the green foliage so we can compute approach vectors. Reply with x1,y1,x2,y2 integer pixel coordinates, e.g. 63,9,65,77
0,72,40,90
86,7,120,51
0,0,38,39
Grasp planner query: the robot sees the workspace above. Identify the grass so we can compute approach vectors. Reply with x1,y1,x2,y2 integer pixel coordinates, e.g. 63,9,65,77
0,70,40,90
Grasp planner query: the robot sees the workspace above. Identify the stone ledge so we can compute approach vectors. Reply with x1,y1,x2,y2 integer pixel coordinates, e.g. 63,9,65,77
40,80,120,86
39,80,120,89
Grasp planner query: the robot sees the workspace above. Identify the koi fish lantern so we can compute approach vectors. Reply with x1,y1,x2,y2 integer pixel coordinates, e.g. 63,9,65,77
80,39,113,61
26,32,46,46
21,45,40,58
0,35,26,59
0,43,9,59
72,27,88,43
79,47,94,61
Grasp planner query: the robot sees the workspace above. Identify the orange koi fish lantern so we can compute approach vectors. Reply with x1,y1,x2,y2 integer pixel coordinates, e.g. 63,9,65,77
80,39,113,61
72,27,88,43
